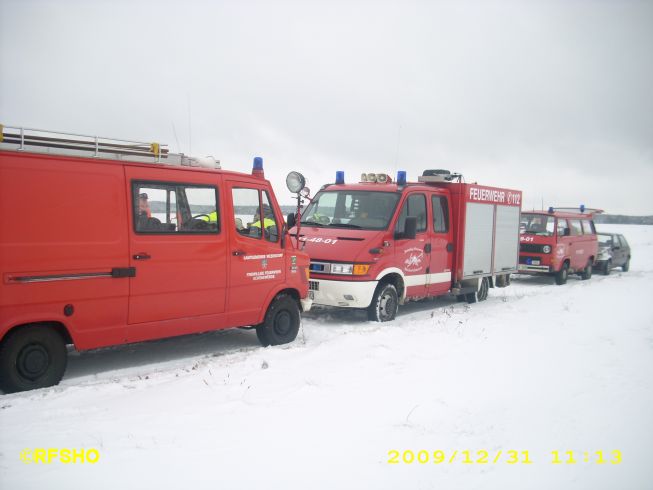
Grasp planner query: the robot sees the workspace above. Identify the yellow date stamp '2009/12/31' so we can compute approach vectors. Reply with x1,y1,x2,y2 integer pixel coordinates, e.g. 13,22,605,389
387,450,622,465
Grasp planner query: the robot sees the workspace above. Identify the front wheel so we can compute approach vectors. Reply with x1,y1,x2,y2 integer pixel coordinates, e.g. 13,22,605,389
555,262,569,285
0,326,68,393
465,277,489,303
602,260,611,276
367,283,399,322
622,258,630,272
256,294,300,347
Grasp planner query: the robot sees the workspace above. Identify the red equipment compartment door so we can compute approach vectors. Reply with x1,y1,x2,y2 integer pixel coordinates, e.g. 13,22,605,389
427,193,453,296
394,193,429,298
125,167,227,335
226,181,286,326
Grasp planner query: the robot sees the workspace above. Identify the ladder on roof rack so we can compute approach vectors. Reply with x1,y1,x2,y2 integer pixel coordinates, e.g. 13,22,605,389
549,206,604,215
0,124,168,161
0,124,220,169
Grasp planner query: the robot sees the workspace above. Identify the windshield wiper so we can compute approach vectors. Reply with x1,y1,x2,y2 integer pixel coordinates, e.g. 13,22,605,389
328,223,362,229
301,220,325,227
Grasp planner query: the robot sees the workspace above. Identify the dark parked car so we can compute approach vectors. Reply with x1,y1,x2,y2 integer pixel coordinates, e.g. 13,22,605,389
596,233,631,275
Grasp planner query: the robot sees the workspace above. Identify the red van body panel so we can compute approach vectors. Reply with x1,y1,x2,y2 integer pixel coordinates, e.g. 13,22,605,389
0,148,310,350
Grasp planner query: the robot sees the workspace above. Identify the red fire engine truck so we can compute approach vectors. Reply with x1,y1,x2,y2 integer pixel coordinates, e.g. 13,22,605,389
0,125,311,393
288,169,522,321
518,206,601,285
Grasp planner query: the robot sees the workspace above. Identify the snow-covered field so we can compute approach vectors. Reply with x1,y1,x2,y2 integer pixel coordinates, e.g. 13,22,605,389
1,224,652,490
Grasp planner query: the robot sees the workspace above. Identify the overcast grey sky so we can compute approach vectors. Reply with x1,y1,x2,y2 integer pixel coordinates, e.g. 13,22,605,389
1,0,652,213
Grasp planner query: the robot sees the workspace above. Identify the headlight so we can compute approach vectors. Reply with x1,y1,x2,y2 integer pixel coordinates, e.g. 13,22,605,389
542,245,552,253
331,263,354,274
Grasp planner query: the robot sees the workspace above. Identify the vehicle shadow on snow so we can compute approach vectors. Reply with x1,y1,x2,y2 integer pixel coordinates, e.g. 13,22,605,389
63,327,262,383
303,294,463,325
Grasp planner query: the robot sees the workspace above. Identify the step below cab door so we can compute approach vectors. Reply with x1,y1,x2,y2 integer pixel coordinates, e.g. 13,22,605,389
125,168,227,341
226,181,286,326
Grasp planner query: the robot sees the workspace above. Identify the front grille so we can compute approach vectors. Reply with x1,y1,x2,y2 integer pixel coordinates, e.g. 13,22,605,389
309,281,319,291
520,243,549,253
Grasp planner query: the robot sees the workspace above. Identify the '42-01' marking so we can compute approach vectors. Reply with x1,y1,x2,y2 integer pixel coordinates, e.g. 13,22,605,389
300,237,338,245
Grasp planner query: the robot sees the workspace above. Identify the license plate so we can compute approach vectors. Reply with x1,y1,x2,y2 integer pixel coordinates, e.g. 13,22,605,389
532,260,540,265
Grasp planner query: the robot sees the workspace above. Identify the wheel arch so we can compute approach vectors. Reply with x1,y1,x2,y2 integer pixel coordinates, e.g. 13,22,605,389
374,269,405,303
1,321,73,346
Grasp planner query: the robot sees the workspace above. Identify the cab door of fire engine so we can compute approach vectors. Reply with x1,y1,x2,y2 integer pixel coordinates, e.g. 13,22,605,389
125,168,227,340
226,181,286,326
393,192,429,298
427,192,454,296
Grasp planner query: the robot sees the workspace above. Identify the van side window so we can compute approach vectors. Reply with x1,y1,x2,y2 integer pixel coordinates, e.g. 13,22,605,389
581,219,595,235
557,218,567,236
431,195,449,233
232,187,278,241
569,219,583,236
395,194,427,234
133,182,219,234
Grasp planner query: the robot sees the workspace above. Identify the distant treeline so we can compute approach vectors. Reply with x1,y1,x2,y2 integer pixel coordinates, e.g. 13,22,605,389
594,215,653,225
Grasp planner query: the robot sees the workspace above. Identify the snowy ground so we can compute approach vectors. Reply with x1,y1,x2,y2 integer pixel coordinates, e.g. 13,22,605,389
1,224,652,490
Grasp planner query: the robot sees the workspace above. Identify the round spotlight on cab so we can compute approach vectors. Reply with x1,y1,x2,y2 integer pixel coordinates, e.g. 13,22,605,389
286,171,306,193
367,173,377,182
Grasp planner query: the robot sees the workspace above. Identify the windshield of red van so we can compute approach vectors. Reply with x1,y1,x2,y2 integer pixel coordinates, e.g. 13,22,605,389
520,213,555,237
301,190,400,230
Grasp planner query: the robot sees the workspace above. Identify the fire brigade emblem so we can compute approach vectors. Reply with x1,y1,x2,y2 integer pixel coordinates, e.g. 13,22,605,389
404,247,424,272
261,258,268,269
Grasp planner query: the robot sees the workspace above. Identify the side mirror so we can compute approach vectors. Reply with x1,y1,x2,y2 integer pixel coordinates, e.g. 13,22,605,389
563,227,570,236
287,213,296,228
396,216,417,240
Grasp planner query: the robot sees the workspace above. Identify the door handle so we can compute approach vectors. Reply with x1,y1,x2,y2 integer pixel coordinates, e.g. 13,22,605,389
232,250,246,256
424,243,431,253
133,253,151,260
446,243,454,252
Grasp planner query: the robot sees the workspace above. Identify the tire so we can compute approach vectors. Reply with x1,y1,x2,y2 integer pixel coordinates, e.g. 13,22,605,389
0,326,68,393
602,260,611,276
255,294,300,347
580,260,592,280
555,262,569,285
465,277,489,303
367,283,399,322
622,258,630,272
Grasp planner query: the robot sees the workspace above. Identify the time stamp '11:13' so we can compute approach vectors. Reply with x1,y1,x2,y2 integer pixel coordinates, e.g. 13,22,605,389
387,450,623,465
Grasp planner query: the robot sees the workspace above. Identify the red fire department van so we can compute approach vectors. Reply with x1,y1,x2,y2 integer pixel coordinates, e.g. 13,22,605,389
518,207,601,285
288,169,522,321
0,125,311,393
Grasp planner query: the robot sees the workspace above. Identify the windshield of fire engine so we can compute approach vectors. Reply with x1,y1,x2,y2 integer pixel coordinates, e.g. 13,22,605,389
300,191,400,230
520,213,555,236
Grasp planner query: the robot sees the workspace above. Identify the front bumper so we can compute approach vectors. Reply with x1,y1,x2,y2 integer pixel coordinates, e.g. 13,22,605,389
308,278,378,308
517,264,551,273
300,297,313,312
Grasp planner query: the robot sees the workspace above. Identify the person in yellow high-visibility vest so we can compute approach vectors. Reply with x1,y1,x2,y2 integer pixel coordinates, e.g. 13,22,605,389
250,204,277,238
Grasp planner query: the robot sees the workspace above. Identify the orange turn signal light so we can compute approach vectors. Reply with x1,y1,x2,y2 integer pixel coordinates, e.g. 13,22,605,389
353,264,370,275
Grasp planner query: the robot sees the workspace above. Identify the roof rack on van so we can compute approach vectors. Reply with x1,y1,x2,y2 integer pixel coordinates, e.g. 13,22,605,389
0,124,220,169
548,206,604,215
